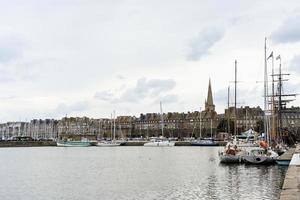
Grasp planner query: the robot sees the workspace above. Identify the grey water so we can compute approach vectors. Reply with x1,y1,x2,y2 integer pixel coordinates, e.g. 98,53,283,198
0,147,287,200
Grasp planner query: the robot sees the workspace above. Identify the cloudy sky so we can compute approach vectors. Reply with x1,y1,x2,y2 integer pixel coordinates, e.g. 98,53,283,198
0,0,300,121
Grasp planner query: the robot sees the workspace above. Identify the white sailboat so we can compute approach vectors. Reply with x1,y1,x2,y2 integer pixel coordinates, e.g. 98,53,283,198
243,147,278,164
144,102,175,147
219,60,248,163
242,38,279,164
97,111,121,147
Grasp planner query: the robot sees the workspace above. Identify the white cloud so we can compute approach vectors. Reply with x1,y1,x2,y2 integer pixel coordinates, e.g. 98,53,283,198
55,101,90,116
289,55,300,73
187,27,224,61
94,91,114,101
271,14,300,44
95,78,177,104
154,94,178,104
0,35,24,63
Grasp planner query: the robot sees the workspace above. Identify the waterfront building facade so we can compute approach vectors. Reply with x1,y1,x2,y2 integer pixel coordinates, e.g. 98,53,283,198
29,119,58,139
224,106,264,133
0,122,28,139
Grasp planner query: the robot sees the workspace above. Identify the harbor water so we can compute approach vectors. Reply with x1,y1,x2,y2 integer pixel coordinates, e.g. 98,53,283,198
0,147,287,200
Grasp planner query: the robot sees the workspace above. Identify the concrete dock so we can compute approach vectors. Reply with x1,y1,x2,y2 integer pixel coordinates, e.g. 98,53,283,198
277,147,296,163
280,144,300,200
0,140,57,147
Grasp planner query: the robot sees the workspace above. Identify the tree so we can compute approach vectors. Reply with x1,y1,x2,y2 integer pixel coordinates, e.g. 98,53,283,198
255,119,264,133
217,118,234,133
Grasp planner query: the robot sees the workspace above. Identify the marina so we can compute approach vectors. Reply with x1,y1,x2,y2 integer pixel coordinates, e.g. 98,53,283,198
0,1,300,199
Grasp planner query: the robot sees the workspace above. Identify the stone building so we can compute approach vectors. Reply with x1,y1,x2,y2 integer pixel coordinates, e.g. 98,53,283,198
115,116,135,138
282,107,300,128
0,122,28,139
29,119,58,139
224,106,264,133
57,117,115,140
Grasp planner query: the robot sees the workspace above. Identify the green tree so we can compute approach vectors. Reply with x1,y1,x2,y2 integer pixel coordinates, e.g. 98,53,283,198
255,119,264,133
217,118,235,133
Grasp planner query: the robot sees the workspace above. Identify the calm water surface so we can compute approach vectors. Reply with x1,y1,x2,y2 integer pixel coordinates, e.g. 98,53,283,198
0,147,287,200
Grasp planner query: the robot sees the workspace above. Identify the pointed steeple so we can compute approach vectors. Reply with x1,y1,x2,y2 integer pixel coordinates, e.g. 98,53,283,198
205,78,215,111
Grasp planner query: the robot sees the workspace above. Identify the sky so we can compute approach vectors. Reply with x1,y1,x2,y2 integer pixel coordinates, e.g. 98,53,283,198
0,0,300,122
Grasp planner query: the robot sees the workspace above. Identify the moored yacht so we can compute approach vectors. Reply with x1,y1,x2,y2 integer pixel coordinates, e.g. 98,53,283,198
243,147,278,164
57,138,91,147
144,136,175,147
219,142,247,163
143,102,175,147
97,110,121,147
191,138,218,146
97,140,122,147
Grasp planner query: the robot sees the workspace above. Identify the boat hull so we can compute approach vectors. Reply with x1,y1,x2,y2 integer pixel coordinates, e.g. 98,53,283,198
243,155,276,164
96,142,121,147
219,154,242,163
144,141,175,147
57,141,91,147
191,139,219,146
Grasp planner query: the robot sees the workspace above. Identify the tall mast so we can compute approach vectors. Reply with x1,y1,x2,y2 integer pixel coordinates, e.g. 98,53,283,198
160,101,164,137
278,56,282,140
274,55,296,143
227,86,230,134
129,117,132,138
271,53,276,140
110,113,113,140
99,119,101,139
264,38,269,143
234,60,237,136
199,107,202,138
113,110,116,141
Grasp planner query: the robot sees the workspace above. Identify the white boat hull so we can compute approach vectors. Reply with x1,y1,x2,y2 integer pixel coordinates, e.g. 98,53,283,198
243,155,276,164
243,148,278,164
96,141,121,147
144,141,175,147
57,141,91,147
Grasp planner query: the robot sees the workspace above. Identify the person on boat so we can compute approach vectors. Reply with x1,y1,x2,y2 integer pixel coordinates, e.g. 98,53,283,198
259,141,268,149
259,140,269,154
225,144,236,155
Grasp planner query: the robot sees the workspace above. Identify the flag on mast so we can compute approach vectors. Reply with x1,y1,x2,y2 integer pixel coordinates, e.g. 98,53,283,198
267,51,273,60
276,55,281,60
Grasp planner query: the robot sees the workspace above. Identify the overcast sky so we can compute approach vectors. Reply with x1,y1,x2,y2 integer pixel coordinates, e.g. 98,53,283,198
0,0,300,122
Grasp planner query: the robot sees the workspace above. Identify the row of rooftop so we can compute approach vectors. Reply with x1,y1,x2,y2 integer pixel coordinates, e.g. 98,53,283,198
0,81,299,140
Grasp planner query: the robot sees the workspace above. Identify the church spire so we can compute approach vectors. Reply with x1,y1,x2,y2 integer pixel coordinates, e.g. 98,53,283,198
205,78,215,111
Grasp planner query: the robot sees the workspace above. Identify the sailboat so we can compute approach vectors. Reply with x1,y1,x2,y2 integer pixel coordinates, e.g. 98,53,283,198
143,102,175,147
219,60,248,163
242,38,279,164
97,111,121,147
191,110,218,146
